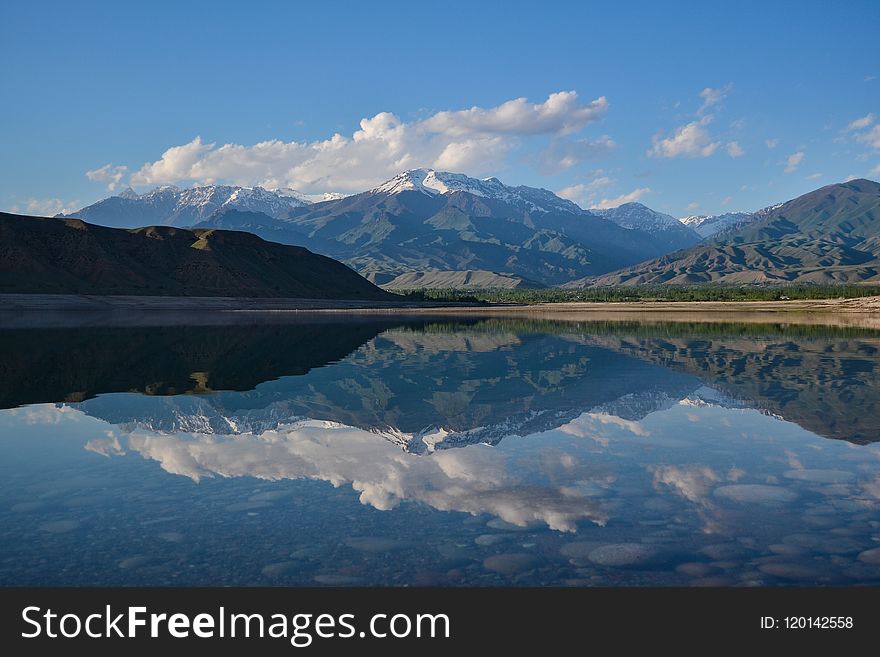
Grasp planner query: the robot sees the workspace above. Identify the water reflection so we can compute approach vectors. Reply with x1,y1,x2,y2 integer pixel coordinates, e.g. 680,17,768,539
1,317,879,586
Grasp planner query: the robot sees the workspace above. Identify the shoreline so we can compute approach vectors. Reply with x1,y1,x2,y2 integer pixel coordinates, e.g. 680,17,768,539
1,293,879,329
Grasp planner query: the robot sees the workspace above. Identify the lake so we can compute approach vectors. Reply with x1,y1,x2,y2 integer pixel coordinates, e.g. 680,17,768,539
1,314,879,586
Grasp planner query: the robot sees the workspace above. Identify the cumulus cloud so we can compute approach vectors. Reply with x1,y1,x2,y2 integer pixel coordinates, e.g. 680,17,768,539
726,141,745,158
94,420,609,532
651,464,720,504
686,201,700,211
721,196,732,205
9,198,81,216
697,83,732,115
118,92,612,193
846,113,875,131
784,150,805,173
421,91,608,137
86,163,130,191
536,136,615,174
805,172,823,180
556,175,613,206
765,138,779,149
590,187,652,210
648,117,720,158
855,124,880,150
649,85,735,159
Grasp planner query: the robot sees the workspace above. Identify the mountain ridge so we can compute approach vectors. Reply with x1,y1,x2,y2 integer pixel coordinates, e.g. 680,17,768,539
0,211,393,299
574,179,880,286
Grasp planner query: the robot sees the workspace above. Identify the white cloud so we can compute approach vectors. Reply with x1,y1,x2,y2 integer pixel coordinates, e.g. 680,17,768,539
784,150,805,173
765,138,779,149
804,172,823,180
536,136,615,174
590,187,652,209
855,124,880,150
686,201,700,211
721,196,732,205
651,464,720,504
10,198,81,216
697,83,732,115
726,141,745,158
648,117,720,158
130,137,214,186
433,136,511,172
103,420,609,532
558,412,650,439
870,163,880,177
846,113,875,131
421,91,608,137
119,92,612,193
556,176,613,205
556,184,588,202
86,163,129,191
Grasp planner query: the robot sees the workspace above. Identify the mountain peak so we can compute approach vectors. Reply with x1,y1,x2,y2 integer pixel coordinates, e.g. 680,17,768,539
117,187,139,200
371,168,584,214
592,202,688,233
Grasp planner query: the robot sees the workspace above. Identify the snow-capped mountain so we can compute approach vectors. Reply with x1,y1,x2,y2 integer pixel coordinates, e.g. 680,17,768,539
591,202,681,232
679,202,785,239
275,188,348,204
590,202,701,252
679,211,756,239
62,184,318,228
371,168,585,215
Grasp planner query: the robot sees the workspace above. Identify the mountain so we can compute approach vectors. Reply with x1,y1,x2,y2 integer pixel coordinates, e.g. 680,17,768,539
61,184,313,228
10,319,871,451
58,170,708,286
371,169,586,214
679,211,757,238
591,202,701,252
0,211,394,299
266,168,682,285
381,269,545,289
575,179,880,286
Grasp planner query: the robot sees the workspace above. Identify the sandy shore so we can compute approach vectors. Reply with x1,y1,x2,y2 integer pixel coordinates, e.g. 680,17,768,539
1,293,879,329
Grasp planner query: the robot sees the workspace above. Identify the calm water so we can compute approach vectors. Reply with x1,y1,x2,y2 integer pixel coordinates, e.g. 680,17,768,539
1,316,879,586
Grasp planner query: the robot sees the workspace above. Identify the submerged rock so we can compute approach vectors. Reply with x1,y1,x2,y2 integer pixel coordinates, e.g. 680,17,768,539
857,548,880,565
588,543,659,567
483,553,541,575
474,534,508,547
261,561,299,578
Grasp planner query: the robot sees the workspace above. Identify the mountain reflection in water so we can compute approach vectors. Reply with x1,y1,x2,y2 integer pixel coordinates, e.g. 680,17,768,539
1,317,879,586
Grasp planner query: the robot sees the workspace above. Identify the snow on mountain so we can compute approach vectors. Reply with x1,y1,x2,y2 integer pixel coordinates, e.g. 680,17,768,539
275,188,348,204
145,184,312,218
63,184,336,227
592,202,687,233
371,168,585,214
679,211,755,238
678,200,795,239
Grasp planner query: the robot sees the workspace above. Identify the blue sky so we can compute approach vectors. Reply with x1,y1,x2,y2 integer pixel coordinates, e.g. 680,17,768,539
2,0,878,217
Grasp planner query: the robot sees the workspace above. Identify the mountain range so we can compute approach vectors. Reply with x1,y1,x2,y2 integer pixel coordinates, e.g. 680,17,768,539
62,169,702,286
3,319,875,446
579,179,880,286
52,173,880,288
0,212,393,299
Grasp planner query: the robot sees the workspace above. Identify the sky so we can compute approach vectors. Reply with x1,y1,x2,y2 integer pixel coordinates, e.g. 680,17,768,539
2,0,879,218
